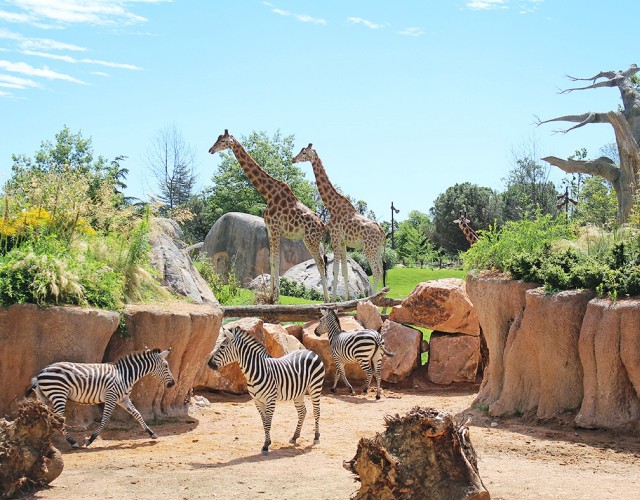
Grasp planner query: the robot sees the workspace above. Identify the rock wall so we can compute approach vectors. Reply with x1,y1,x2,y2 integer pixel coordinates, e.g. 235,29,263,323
467,271,640,430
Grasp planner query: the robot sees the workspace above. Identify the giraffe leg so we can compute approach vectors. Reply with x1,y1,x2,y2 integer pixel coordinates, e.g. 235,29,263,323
332,240,347,301
267,228,281,303
340,244,350,301
365,242,384,294
304,238,329,302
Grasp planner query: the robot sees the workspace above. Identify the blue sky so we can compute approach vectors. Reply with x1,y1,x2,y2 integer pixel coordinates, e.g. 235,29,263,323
1,0,638,222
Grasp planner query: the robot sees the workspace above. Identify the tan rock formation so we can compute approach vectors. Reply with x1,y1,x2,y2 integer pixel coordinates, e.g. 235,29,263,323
389,278,480,336
427,333,481,385
195,317,263,394
0,304,119,418
576,298,640,429
465,272,538,407
356,300,383,331
106,302,222,420
263,323,304,357
491,288,593,418
379,320,422,383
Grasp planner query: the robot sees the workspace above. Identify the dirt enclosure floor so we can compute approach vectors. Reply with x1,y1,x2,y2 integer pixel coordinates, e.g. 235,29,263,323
20,382,640,500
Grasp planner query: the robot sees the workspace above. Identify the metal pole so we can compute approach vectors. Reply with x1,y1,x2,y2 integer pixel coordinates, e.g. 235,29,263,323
390,202,399,249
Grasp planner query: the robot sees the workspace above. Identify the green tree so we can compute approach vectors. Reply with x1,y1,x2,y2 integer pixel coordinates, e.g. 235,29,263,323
205,130,316,223
395,211,437,266
430,182,502,254
573,175,618,228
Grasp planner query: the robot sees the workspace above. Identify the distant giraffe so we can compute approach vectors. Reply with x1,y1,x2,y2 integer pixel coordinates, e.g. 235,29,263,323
453,210,479,246
292,144,385,300
209,130,329,302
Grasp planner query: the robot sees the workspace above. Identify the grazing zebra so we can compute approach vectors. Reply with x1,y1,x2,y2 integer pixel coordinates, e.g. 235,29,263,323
208,326,325,455
315,307,393,400
30,348,176,447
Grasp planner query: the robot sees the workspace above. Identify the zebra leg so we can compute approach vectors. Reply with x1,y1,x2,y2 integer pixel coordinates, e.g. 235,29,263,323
116,396,157,439
255,399,275,455
333,361,355,394
358,359,374,394
47,392,79,448
289,397,307,444
311,393,321,444
374,357,383,400
85,398,117,446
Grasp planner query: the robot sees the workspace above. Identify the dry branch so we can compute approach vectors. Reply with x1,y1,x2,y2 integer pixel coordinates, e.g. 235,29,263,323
221,287,401,323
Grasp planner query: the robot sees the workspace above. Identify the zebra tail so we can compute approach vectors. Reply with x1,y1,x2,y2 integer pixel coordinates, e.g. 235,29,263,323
24,377,37,397
378,339,395,357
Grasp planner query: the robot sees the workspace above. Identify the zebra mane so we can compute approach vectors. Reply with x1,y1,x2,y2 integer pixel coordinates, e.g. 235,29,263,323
229,327,269,357
114,348,161,366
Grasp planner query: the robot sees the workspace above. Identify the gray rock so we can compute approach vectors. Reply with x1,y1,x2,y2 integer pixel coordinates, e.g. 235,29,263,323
149,218,217,305
283,254,372,300
203,212,312,286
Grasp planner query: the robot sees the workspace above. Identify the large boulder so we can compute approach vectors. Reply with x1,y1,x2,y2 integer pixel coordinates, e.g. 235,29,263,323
389,278,480,335
105,302,223,420
283,254,372,300
427,333,481,385
356,300,383,331
576,298,640,430
150,218,217,305
379,320,422,383
0,304,119,419
203,212,312,287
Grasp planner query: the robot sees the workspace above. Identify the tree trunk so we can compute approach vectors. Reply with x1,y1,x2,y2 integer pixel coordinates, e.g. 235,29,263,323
537,65,640,223
221,287,401,322
344,406,489,500
0,400,65,498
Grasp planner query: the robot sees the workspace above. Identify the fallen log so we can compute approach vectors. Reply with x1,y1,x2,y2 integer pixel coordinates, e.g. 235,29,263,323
221,287,402,322
344,406,489,500
0,400,65,498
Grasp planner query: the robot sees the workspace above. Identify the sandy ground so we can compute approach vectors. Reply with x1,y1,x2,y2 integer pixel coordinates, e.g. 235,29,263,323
20,382,640,500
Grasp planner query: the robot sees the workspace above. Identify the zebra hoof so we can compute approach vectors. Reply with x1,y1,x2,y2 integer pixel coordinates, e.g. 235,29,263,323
72,442,81,448
313,439,320,445
330,387,336,393
150,432,158,439
261,448,270,456
376,394,381,400
289,437,297,444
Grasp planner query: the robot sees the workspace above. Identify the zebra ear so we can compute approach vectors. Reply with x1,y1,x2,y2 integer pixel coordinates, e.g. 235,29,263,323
223,328,233,340
158,349,171,359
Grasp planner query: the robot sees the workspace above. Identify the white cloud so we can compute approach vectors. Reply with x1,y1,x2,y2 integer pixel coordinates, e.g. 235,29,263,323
0,59,85,83
0,73,42,88
1,0,170,27
270,7,326,25
0,88,15,97
398,27,425,37
347,17,385,30
0,28,87,52
91,71,109,77
465,0,509,10
22,49,141,70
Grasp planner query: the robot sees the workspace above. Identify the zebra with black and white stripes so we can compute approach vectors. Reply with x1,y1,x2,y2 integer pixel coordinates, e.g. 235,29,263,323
208,326,325,455
30,348,176,447
315,307,393,399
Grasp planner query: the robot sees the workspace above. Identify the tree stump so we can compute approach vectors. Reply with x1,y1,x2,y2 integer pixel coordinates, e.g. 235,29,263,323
344,407,489,500
0,400,65,498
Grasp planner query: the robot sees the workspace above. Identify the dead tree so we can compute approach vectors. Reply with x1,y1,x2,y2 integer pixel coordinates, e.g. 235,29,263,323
536,64,640,223
0,400,64,498
344,407,489,500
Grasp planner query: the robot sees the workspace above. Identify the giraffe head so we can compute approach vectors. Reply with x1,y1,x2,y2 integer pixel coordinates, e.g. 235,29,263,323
209,129,236,155
292,143,317,164
453,210,470,227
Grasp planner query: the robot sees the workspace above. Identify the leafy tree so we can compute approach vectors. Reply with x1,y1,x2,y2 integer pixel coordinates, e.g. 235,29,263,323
395,211,437,266
430,182,502,254
146,124,196,216
205,130,316,223
573,175,618,228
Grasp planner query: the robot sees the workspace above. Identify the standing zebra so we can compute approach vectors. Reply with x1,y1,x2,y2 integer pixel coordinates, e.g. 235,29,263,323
30,348,176,447
315,307,393,400
208,326,325,455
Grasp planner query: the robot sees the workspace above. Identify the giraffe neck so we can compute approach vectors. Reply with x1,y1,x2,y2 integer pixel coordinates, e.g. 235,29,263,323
310,154,355,215
459,223,478,244
229,140,280,200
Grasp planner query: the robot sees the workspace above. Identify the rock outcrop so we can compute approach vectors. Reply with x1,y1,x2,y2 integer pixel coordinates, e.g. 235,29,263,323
203,212,312,287
390,278,480,335
427,333,481,385
379,320,422,383
150,218,217,305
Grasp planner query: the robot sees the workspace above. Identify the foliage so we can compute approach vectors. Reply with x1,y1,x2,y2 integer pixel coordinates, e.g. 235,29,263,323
193,255,242,305
464,211,640,298
572,175,618,228
279,277,324,301
502,157,558,221
430,182,503,254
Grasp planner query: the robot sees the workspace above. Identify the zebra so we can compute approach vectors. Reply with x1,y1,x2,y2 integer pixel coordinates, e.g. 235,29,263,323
208,326,325,455
29,348,176,447
314,306,394,400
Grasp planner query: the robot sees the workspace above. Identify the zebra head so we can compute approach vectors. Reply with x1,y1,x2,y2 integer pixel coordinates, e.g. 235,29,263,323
152,348,176,388
314,307,338,337
208,327,241,370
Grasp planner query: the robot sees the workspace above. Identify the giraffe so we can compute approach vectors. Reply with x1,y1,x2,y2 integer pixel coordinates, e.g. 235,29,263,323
209,130,329,302
292,144,385,301
453,210,479,246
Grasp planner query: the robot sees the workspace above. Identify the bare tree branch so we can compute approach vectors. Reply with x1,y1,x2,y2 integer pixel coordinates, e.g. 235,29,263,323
559,80,617,94
541,156,620,184
535,112,610,133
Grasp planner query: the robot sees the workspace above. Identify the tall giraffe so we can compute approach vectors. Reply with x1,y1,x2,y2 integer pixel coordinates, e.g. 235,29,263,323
453,210,479,246
209,130,329,302
292,144,385,301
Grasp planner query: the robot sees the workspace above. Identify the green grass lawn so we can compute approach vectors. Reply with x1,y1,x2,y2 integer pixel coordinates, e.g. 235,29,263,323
379,267,467,299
